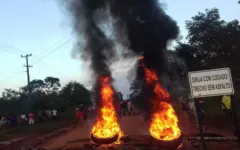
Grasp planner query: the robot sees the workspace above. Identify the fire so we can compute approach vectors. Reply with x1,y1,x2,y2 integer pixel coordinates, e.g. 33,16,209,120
144,68,181,141
91,76,122,143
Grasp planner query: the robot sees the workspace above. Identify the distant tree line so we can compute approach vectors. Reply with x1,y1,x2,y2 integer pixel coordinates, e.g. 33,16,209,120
0,76,92,115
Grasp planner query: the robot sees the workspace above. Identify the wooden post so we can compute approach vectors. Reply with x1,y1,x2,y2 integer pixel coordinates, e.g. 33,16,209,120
194,99,206,150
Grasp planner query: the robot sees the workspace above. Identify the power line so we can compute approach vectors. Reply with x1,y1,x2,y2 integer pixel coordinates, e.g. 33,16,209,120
0,74,23,81
0,42,28,54
0,33,75,77
32,36,74,65
35,61,66,77
0,40,70,77
0,71,25,75
31,34,75,62
0,46,21,56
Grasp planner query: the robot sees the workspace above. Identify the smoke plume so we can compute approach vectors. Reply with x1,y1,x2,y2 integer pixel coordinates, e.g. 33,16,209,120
66,0,114,78
110,0,179,110
110,0,179,75
66,0,179,110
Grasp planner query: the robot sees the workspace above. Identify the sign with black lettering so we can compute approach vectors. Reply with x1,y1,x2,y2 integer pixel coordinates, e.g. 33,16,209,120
188,68,234,98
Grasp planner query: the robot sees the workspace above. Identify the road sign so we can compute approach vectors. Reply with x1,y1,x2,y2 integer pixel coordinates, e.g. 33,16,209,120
188,68,234,98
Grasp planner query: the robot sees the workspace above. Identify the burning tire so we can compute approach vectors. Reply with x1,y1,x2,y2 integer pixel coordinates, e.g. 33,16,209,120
152,134,183,149
90,133,119,145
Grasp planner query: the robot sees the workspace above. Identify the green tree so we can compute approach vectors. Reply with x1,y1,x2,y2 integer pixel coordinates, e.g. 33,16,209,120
2,89,20,101
20,79,45,96
175,43,204,71
29,79,45,93
0,99,21,115
184,8,240,79
44,76,61,94
60,81,92,106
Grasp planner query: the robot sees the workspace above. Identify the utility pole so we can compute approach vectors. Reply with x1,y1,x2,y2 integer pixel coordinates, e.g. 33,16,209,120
21,54,33,94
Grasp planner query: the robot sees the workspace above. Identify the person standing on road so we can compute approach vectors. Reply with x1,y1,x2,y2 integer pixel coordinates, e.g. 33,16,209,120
188,99,197,123
221,95,232,117
79,104,87,121
127,101,132,115
75,108,79,118
52,109,57,120
122,101,127,116
0,116,6,127
28,113,34,125
21,114,27,124
77,109,84,126
221,95,237,135
80,104,84,112
180,97,188,112
48,109,52,120
116,101,121,119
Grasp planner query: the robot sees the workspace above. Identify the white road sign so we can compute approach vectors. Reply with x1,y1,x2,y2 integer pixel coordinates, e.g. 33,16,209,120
188,68,234,98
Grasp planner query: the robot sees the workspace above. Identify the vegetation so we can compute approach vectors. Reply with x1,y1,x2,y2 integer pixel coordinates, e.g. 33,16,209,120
176,8,240,113
177,8,240,78
130,8,240,118
0,76,92,115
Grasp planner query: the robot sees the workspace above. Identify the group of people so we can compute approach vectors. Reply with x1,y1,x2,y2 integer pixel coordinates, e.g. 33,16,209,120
0,109,58,128
36,109,58,123
115,100,135,119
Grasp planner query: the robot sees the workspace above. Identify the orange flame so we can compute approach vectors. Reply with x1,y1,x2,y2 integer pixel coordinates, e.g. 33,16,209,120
91,76,123,143
144,68,181,141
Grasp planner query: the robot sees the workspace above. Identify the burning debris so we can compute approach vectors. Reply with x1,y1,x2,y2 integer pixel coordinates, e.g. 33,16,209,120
144,67,181,141
91,76,122,144
65,0,123,145
138,57,182,149
65,0,181,148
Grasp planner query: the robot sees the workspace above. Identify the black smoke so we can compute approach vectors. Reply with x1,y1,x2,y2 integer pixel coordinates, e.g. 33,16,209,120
110,0,179,75
111,0,179,111
65,0,179,111
65,0,117,111
66,0,114,77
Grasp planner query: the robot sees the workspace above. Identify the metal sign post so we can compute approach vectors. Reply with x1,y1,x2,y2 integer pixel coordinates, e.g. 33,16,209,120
188,68,236,149
231,95,240,145
194,99,206,149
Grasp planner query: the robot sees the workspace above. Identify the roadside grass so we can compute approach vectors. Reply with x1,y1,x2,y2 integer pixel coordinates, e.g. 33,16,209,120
192,96,240,131
173,96,240,128
0,110,77,141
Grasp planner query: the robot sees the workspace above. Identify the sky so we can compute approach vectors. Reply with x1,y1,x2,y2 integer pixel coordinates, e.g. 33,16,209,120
0,0,239,99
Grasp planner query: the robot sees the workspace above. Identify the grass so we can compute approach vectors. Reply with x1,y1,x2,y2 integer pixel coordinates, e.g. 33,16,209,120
0,110,77,141
173,96,240,128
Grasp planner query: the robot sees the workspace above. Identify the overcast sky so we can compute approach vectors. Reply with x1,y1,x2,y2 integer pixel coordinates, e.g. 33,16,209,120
0,0,239,99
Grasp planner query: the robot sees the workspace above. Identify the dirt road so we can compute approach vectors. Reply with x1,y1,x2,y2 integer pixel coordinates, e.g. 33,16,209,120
44,111,237,150
44,115,148,149
44,113,198,150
